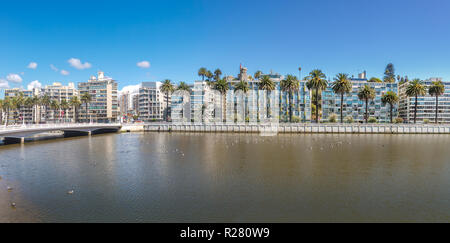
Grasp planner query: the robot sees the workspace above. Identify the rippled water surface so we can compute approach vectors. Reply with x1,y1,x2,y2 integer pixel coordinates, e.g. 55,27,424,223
1,132,450,222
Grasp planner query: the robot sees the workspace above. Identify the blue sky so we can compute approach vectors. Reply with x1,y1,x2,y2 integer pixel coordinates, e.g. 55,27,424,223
1,0,450,95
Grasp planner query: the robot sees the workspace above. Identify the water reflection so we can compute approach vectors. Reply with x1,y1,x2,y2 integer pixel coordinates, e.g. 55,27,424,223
0,133,450,222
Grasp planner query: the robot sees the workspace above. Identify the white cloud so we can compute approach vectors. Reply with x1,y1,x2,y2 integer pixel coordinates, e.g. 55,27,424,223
6,73,22,83
119,84,141,96
27,80,42,90
68,58,92,70
50,64,58,72
60,70,69,75
0,79,9,89
137,61,150,68
27,62,38,69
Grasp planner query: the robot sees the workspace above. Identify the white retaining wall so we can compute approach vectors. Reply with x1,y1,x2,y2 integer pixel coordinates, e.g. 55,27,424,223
143,123,450,134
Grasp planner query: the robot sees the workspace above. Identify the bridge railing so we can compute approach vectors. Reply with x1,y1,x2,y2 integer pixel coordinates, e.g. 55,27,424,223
0,123,121,131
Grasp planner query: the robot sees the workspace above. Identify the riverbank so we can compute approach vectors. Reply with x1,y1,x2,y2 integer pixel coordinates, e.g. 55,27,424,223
121,123,450,134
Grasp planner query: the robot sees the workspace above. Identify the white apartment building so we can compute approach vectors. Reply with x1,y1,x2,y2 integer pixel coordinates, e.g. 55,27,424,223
138,82,170,121
3,88,39,124
78,71,119,123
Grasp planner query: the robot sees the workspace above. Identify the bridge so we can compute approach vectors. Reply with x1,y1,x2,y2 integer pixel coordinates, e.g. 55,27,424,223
0,123,122,144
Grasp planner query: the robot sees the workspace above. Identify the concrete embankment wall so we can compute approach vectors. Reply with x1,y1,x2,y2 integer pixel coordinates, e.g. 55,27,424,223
141,123,450,134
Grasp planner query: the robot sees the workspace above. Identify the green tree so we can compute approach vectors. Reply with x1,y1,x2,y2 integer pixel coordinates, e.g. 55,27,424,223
213,69,222,81
70,96,81,123
258,75,275,119
23,97,34,124
357,85,376,123
50,99,60,123
381,91,399,123
280,74,300,122
234,80,250,122
40,94,51,123
2,97,12,126
160,79,175,122
383,63,395,83
406,79,426,124
332,73,352,123
198,67,207,81
81,92,92,123
60,99,70,123
12,93,25,124
428,80,445,124
368,77,383,83
254,70,262,80
213,78,229,122
177,81,191,93
306,69,327,123
205,70,213,82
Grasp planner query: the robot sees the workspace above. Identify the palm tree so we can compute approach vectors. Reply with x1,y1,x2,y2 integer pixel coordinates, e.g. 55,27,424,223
31,95,40,124
198,67,207,81
60,99,69,123
40,94,51,123
254,71,262,80
214,69,222,81
0,99,3,125
406,79,426,124
160,79,174,122
11,94,24,125
205,70,213,82
306,69,327,123
23,97,34,124
177,81,191,92
2,97,12,126
50,99,60,123
234,80,250,122
81,92,92,123
70,96,81,123
332,73,352,123
368,77,383,83
280,74,300,122
213,78,229,122
428,81,445,124
381,91,399,123
258,75,275,119
357,85,376,123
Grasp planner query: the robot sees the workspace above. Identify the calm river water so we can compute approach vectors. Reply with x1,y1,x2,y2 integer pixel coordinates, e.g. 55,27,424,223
1,132,450,222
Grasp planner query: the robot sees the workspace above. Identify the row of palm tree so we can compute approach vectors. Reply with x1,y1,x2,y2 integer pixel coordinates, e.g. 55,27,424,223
159,68,446,124
0,92,93,125
406,79,444,124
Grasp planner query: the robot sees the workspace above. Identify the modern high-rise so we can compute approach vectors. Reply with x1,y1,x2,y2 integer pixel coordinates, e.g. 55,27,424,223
399,77,450,123
322,72,399,123
78,71,119,123
138,82,170,121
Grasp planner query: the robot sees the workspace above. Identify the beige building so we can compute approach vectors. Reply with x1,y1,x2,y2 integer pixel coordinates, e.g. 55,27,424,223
41,82,78,123
78,71,119,123
3,88,39,124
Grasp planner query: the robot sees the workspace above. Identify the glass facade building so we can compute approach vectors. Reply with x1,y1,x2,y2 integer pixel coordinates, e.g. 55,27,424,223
399,77,450,123
322,78,399,123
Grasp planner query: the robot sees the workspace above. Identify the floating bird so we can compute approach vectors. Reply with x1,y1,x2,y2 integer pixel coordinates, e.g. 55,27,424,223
67,190,74,195
11,202,16,208
7,186,12,191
